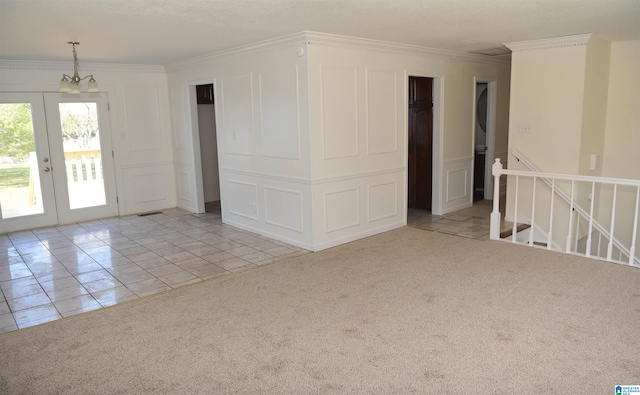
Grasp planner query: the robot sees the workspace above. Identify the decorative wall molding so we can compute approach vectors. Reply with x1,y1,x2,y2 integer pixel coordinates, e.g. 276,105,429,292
324,188,360,233
313,167,405,185
368,181,398,223
264,186,304,233
321,65,359,159
505,34,593,52
304,31,510,64
121,161,175,170
0,59,166,73
225,180,258,220
220,168,310,184
219,167,405,185
166,32,309,71
165,31,509,72
442,156,473,214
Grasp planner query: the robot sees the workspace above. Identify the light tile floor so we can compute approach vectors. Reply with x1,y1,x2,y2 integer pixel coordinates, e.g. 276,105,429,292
407,199,511,240
408,208,492,239
1,201,504,334
0,206,306,334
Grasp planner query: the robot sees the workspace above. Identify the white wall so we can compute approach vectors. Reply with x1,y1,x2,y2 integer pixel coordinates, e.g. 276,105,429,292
167,32,510,251
600,39,640,256
197,104,220,202
505,35,639,259
0,61,176,218
167,34,313,248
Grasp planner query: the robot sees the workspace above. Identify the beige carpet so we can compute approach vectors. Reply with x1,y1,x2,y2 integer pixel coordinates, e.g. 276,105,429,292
1,227,639,393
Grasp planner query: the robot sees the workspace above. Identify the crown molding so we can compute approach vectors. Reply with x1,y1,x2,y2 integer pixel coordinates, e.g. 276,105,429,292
505,34,593,52
165,32,309,71
303,31,510,64
0,59,166,73
165,31,510,71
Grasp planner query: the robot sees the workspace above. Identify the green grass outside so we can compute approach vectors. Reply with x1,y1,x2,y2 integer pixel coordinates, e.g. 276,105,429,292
0,165,30,188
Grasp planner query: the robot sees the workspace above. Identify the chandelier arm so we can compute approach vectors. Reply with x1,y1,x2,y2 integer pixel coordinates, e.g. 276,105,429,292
77,74,94,82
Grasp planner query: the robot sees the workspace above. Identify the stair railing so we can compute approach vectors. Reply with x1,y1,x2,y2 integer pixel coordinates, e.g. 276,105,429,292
490,157,640,266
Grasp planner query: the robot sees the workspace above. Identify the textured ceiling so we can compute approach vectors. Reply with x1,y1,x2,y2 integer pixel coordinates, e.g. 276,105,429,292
1,0,639,65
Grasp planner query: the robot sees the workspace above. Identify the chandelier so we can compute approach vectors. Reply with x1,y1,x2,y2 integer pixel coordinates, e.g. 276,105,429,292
59,42,99,94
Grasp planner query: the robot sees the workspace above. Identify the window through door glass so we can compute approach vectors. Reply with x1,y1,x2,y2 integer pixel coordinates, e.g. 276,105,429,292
57,102,106,209
0,103,45,219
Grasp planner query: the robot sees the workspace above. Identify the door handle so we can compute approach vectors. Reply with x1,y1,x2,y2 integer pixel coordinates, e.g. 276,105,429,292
44,167,50,172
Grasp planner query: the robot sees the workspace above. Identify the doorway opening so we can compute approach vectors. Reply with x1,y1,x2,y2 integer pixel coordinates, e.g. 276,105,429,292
472,79,498,203
194,84,220,215
474,82,488,202
407,76,434,212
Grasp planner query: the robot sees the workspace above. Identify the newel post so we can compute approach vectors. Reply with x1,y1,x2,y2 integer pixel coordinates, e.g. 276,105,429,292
490,158,503,240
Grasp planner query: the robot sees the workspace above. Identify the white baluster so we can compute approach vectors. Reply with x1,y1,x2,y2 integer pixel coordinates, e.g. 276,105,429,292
75,158,83,183
566,181,575,253
66,160,74,184
512,175,519,243
606,184,617,261
630,185,640,266
586,182,596,258
547,179,555,250
95,158,103,180
597,232,602,258
530,176,537,246
86,157,94,181
575,215,580,253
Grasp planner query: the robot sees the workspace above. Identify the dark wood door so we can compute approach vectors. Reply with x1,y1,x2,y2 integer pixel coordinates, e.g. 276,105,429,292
408,76,433,210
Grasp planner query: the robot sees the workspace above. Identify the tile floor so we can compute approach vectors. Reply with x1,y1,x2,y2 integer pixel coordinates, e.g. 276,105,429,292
0,206,306,334
407,208,492,239
1,201,502,334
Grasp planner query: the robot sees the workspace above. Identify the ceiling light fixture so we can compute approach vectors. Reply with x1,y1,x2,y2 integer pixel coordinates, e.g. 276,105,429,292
59,41,99,94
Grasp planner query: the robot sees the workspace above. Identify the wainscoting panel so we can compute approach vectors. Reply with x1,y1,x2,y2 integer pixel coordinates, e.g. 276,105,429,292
321,66,358,159
121,164,176,215
176,168,193,204
368,181,398,223
219,170,313,250
366,69,397,155
221,74,254,156
313,170,405,251
324,188,360,233
122,86,163,153
264,186,303,233
258,67,301,160
225,180,258,220
443,157,473,214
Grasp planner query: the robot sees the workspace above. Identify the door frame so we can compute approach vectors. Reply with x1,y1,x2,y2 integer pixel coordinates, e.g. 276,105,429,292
185,78,218,214
472,77,497,201
405,73,443,215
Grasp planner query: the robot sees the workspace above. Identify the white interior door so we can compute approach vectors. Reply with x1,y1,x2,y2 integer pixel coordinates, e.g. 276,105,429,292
0,93,58,233
43,93,118,224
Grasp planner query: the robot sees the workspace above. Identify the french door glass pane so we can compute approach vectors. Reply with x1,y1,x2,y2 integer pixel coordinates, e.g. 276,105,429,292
57,102,106,210
0,103,44,219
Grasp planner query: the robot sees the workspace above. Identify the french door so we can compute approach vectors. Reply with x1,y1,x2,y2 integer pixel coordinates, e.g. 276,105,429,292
0,92,118,233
